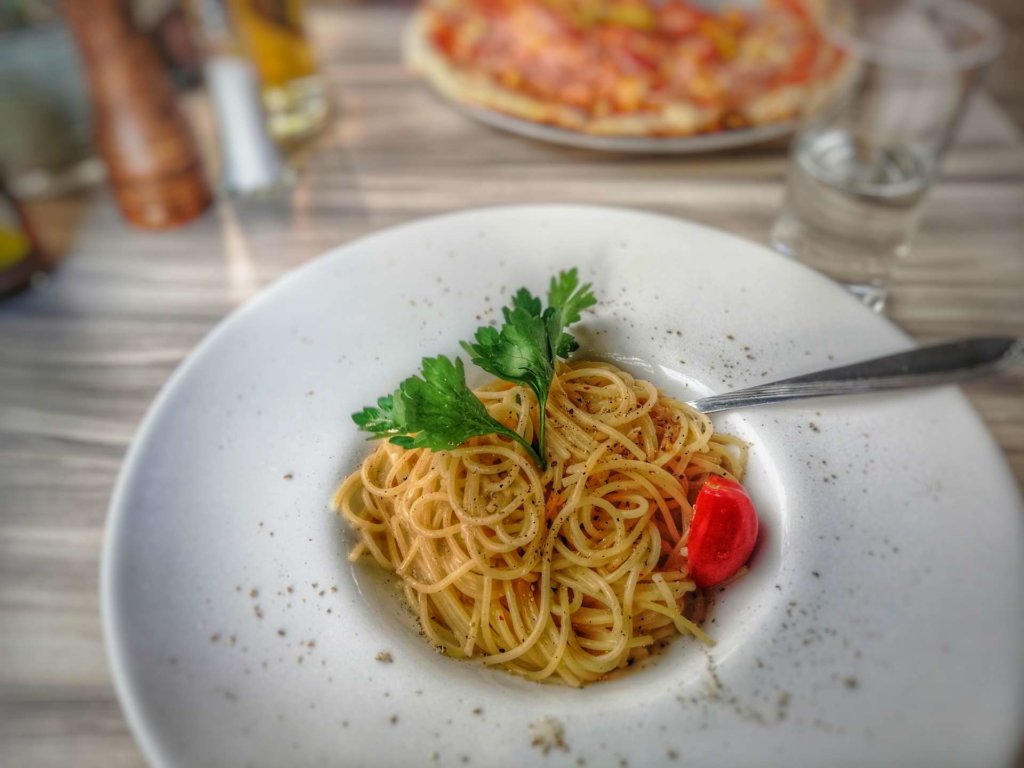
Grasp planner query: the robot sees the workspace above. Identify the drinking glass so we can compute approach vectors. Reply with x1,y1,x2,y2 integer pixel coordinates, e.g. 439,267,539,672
770,0,1003,312
229,0,329,143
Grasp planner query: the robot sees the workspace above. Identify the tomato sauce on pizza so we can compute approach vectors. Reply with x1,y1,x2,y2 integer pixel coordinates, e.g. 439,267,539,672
407,0,837,137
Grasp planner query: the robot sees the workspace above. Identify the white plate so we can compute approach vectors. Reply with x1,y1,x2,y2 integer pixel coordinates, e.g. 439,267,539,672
104,206,1024,768
455,102,795,153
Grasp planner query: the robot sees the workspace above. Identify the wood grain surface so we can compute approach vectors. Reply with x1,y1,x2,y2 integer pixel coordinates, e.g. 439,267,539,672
977,0,1024,129
1,2,1022,766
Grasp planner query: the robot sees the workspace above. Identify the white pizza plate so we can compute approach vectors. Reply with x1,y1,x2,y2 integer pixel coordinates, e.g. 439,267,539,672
103,206,1024,767
455,102,795,153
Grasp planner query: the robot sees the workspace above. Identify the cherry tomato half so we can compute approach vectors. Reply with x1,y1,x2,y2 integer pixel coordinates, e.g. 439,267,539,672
687,476,759,588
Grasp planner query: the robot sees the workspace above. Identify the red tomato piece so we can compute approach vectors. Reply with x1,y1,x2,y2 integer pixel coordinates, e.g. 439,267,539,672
687,476,759,588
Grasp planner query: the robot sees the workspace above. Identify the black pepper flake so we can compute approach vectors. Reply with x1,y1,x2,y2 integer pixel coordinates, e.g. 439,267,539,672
278,629,287,637
283,473,293,480
389,715,399,725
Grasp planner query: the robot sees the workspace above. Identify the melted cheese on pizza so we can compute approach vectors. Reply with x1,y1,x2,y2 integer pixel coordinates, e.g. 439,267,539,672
422,0,826,128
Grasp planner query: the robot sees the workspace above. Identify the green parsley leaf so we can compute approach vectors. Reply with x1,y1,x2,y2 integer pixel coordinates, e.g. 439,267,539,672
547,268,597,358
351,355,543,466
352,394,401,438
462,269,595,467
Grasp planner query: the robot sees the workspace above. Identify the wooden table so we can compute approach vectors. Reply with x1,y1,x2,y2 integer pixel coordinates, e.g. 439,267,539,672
2,4,1022,766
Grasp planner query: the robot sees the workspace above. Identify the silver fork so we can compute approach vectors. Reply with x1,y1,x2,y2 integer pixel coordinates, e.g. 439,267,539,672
688,337,1023,413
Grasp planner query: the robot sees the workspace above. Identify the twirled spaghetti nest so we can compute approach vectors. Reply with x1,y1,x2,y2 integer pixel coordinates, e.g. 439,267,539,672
334,361,745,686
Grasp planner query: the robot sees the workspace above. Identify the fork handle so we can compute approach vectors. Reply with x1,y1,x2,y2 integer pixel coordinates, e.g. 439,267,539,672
688,337,1023,413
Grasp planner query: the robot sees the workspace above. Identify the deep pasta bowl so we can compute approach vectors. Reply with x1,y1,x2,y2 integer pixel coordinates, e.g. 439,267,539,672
103,205,1024,767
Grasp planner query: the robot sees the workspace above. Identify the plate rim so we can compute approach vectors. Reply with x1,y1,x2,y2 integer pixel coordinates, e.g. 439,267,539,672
453,100,797,154
99,204,1023,767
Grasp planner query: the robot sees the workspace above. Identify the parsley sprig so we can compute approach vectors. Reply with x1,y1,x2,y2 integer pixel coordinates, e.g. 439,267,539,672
462,269,595,466
352,355,544,467
351,269,595,469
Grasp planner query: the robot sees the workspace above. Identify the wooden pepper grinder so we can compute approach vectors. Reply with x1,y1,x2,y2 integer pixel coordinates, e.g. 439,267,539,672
63,0,212,229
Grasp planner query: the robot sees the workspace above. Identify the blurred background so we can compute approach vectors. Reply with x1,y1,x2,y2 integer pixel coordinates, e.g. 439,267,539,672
0,0,1020,297
0,0,1021,765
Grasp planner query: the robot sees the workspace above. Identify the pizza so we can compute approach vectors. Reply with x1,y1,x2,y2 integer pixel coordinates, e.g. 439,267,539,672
405,0,836,137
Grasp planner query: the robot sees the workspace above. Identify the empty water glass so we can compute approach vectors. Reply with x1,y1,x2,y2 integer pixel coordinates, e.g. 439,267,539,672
770,0,1003,312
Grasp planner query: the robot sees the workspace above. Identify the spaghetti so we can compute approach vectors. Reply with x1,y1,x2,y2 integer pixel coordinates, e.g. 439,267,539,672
333,360,746,686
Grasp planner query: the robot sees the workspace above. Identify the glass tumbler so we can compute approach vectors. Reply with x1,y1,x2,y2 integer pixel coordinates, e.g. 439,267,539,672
229,0,329,143
770,0,1003,312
